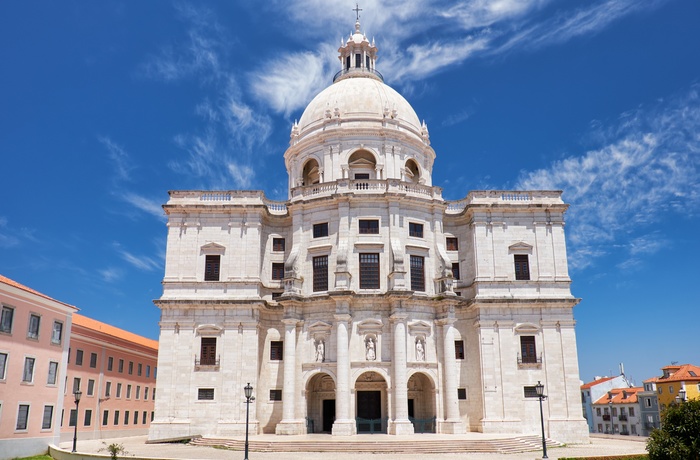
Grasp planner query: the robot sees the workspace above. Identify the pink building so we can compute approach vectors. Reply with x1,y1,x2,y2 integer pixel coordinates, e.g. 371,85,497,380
0,275,77,459
60,314,158,442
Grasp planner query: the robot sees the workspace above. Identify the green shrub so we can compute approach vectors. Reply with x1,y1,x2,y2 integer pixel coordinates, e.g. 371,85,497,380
647,399,700,460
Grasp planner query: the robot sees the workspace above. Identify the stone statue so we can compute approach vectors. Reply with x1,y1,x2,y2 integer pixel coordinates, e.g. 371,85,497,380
416,339,425,361
315,339,325,362
366,337,376,361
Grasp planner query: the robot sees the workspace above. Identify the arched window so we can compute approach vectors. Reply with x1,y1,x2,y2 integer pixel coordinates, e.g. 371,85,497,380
348,150,376,179
405,159,420,184
302,159,320,186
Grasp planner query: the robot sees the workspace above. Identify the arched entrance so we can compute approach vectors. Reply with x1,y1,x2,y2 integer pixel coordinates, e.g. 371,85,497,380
302,159,321,186
354,371,388,433
408,372,437,433
306,373,336,433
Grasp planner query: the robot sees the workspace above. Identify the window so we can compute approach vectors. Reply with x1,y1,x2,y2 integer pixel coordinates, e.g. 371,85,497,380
313,222,329,238
514,254,530,280
105,381,112,398
669,385,674,394
136,386,141,399
27,314,40,339
271,263,285,280
102,410,109,426
69,409,77,427
354,173,370,179
22,357,35,382
153,388,156,400
17,405,30,430
84,409,92,426
409,222,424,238
124,411,129,425
359,253,380,289
200,337,217,365
113,410,120,426
596,407,601,416
90,353,97,368
273,238,285,252
0,352,8,380
359,219,379,234
520,336,538,363
270,389,282,401
128,361,134,375
457,388,467,400
658,387,662,394
138,363,142,376
451,262,460,280
0,306,14,333
107,356,114,371
270,341,284,360
151,411,155,422
146,365,151,378
313,255,328,292
355,53,361,68
410,255,425,291
446,237,458,251
629,407,635,417
144,387,149,400
204,255,221,281
598,424,603,433
87,379,95,396
76,349,84,366
127,384,132,399
198,388,215,400
116,383,122,398
51,321,63,344
143,411,147,424
524,386,539,398
134,411,138,425
42,405,53,429
645,398,652,408
455,340,465,359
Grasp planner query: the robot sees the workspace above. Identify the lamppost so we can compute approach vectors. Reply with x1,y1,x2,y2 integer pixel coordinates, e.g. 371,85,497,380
609,400,614,434
535,381,548,459
244,383,255,460
678,388,686,403
71,390,82,453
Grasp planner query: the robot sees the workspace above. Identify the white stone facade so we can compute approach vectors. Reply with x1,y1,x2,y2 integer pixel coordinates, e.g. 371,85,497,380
148,19,589,444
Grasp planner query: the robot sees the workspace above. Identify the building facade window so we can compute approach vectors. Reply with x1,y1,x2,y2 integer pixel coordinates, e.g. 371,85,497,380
136,386,141,399
69,409,77,427
116,383,122,398
0,352,8,380
87,379,95,396
107,356,113,371
359,253,380,289
359,219,379,234
198,388,215,400
273,238,285,251
90,353,97,368
144,387,149,400
127,384,132,399
41,405,54,430
409,222,424,238
457,388,467,400
410,255,425,291
138,363,142,376
102,410,109,426
118,359,124,373
76,349,84,366
143,411,148,424
270,389,282,401
524,386,539,398
204,255,221,281
51,321,63,344
84,409,92,426
0,306,14,333
22,357,35,382
17,404,30,430
272,263,285,280
520,336,538,363
128,361,134,375
105,381,112,397
313,255,329,292
446,237,458,251
455,340,465,359
451,262,460,280
27,314,40,339
313,222,329,238
146,365,151,378
114,410,120,426
200,337,217,365
124,411,129,425
270,341,284,360
73,377,81,393
514,254,530,280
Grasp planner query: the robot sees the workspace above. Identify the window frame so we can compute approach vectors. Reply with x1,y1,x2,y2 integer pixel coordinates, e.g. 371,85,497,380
313,222,329,238
272,238,286,252
0,305,14,333
312,255,329,292
451,262,460,280
457,388,467,400
51,321,63,344
41,405,54,430
198,388,215,400
269,389,282,401
27,313,41,340
514,254,531,281
200,337,217,366
22,356,35,383
359,219,379,234
454,340,465,360
519,336,538,364
17,404,30,431
76,349,84,366
0,352,8,380
410,255,425,292
204,254,221,281
107,356,114,371
271,263,285,281
446,237,459,251
270,341,284,361
359,253,380,289
47,361,59,385
408,222,424,238
90,352,98,368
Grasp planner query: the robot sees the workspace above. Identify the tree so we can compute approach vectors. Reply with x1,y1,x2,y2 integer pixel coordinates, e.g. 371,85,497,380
647,398,700,460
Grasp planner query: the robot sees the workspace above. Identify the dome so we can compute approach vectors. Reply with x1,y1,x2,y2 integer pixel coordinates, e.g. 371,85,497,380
297,77,422,139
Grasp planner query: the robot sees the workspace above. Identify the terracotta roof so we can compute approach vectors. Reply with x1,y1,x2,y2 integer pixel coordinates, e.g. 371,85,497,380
592,387,643,405
72,313,158,351
643,376,660,384
581,376,616,390
657,364,700,383
0,274,77,310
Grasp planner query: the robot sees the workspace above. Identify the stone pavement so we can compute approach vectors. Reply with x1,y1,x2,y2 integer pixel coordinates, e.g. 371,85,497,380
56,434,649,460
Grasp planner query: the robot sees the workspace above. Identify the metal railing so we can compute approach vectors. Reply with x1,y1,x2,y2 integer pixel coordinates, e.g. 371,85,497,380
517,353,543,365
194,355,220,371
355,417,387,434
409,416,436,433
333,67,384,82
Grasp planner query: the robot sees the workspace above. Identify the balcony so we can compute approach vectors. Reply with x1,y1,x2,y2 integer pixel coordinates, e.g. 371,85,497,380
517,352,542,367
333,67,384,83
602,414,611,421
194,355,220,372
618,414,628,421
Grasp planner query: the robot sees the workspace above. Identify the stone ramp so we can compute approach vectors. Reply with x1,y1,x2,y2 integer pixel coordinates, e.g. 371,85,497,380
189,435,561,454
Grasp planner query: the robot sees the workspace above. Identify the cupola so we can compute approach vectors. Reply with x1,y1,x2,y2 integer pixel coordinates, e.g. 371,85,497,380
333,18,381,83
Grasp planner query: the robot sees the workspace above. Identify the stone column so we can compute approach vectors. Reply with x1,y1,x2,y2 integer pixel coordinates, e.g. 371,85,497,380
438,317,465,433
332,313,356,435
389,312,414,435
276,318,305,434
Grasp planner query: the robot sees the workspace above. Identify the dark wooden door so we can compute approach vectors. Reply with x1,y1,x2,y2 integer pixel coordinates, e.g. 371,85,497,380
322,399,336,432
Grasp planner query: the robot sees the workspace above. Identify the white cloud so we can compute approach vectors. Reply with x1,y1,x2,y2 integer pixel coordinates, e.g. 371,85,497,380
122,193,165,220
99,267,123,282
99,136,132,182
116,247,162,272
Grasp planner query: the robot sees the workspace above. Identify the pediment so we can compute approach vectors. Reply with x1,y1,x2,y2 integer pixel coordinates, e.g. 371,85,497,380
308,321,332,334
514,322,540,334
349,158,376,167
357,318,383,334
196,324,223,336
509,241,533,252
201,242,226,254
408,320,432,336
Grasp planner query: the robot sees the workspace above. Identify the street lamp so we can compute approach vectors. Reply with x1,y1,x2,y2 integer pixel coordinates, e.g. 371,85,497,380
535,381,548,459
609,399,614,434
244,383,255,460
71,390,82,453
678,388,686,403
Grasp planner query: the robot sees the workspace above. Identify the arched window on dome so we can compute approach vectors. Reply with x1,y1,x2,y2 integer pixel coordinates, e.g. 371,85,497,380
346,55,351,70
405,159,421,184
348,150,377,180
302,159,321,186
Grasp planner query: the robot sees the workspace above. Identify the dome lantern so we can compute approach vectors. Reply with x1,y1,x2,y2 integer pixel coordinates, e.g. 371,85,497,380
333,15,381,83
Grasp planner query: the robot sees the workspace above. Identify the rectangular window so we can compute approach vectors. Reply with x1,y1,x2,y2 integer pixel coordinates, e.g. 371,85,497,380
198,388,215,400
410,255,425,291
73,377,81,393
313,255,329,292
124,411,129,425
51,321,63,344
144,387,149,400
107,356,114,371
524,386,539,398
514,254,530,280
114,410,120,426
146,365,151,378
153,388,156,400
84,409,92,426
69,409,77,427
42,405,53,429
204,255,221,281
128,361,134,375
105,381,112,397
127,384,132,399
270,341,284,360
200,337,217,365
151,411,154,422
354,173,370,179
90,353,97,368
273,238,286,252
87,379,95,396
0,306,14,333
446,237,459,251
138,363,142,376
313,222,329,238
359,219,379,234
455,340,465,359
0,352,8,380
271,263,285,280
22,357,35,382
270,389,282,401
596,407,601,416
76,349,84,366
136,386,141,400
355,53,361,68
134,411,138,425
520,336,538,363
102,410,109,426
409,222,424,238
457,388,467,400
116,383,122,398
143,411,147,424
27,314,41,339
645,398,652,408
17,404,30,430
451,262,460,280
359,253,380,289
629,407,635,417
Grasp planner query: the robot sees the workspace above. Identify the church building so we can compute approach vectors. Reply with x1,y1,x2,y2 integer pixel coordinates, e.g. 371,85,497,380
148,17,589,444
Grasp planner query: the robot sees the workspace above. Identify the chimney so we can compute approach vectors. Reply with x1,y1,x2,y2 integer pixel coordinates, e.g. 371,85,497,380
620,363,625,375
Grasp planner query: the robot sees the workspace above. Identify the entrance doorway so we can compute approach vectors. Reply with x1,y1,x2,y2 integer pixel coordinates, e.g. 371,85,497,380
356,390,382,433
322,399,336,433
306,373,336,434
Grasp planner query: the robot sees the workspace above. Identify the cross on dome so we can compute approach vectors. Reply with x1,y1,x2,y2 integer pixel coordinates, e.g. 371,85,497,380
353,3,362,21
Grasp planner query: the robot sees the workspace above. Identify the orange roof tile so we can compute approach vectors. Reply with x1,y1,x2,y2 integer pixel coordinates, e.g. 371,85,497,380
581,376,615,390
0,274,77,310
73,313,158,351
657,364,700,383
592,387,643,405
643,376,660,384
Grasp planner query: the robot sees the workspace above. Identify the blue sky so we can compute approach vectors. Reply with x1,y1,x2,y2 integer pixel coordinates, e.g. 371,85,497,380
1,0,698,386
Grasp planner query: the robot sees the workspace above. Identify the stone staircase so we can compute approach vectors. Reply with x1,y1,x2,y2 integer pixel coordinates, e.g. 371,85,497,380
189,435,561,454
